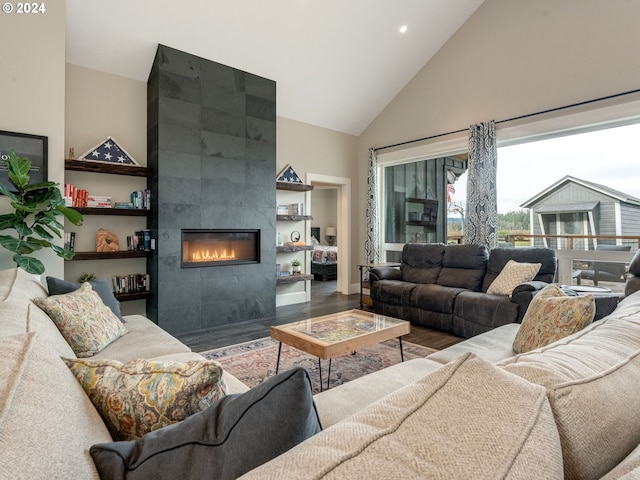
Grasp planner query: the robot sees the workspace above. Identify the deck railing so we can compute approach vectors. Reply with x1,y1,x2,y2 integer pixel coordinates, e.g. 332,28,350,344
446,232,639,293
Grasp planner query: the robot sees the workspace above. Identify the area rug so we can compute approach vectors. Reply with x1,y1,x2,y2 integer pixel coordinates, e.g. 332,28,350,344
201,337,436,394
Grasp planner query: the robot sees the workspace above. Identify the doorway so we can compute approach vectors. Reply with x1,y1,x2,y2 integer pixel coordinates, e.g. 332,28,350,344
306,173,351,297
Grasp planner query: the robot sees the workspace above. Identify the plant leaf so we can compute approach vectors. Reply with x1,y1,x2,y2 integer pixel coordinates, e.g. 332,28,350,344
0,183,18,201
0,235,40,254
0,214,19,231
13,254,44,275
6,152,31,189
51,243,75,260
33,225,54,240
56,206,84,226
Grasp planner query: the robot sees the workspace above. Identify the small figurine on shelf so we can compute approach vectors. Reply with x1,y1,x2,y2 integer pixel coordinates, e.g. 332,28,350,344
291,259,302,275
96,228,119,252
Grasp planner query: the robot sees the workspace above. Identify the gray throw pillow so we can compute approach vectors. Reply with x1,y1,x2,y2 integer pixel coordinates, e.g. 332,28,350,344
89,367,322,480
46,276,125,323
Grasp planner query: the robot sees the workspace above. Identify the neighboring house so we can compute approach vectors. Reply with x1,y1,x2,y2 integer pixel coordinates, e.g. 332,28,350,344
520,176,640,250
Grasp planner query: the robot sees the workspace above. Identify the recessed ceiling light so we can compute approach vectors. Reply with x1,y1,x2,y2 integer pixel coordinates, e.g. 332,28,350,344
399,25,408,34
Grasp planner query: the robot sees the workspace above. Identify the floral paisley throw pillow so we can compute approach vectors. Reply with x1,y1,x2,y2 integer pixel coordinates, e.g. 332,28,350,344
33,282,126,357
513,284,596,354
64,357,227,441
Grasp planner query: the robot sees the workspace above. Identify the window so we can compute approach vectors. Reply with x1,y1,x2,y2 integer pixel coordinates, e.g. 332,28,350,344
380,156,466,262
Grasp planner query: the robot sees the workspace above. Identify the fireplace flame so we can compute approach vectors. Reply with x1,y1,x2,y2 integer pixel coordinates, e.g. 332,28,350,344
191,249,236,262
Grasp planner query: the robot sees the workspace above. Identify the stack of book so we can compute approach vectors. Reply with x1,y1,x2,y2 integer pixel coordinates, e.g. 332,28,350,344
111,273,150,294
87,195,111,208
131,190,151,209
64,184,89,207
126,229,152,251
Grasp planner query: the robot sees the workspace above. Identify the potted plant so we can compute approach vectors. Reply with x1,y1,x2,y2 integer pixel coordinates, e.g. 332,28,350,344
291,259,302,275
0,151,84,275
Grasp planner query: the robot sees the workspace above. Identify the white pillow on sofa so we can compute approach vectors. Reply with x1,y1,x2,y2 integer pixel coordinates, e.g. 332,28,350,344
486,259,541,296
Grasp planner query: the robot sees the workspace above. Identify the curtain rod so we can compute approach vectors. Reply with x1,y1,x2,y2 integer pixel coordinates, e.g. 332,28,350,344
374,87,640,153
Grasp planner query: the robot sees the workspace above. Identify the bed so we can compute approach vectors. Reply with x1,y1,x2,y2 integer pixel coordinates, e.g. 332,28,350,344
311,227,338,281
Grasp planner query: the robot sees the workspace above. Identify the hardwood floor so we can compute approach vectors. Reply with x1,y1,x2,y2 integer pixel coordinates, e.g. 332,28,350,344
176,280,463,353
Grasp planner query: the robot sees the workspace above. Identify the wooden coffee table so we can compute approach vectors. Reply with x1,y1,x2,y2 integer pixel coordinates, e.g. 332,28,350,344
271,309,410,391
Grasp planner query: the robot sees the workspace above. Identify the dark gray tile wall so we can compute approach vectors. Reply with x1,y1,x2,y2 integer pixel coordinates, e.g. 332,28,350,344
147,45,276,335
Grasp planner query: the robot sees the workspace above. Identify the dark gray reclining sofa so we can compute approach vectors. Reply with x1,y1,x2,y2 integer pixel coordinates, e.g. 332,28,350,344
369,243,557,338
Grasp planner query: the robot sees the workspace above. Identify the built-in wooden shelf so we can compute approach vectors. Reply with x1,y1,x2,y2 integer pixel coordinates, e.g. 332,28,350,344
65,159,149,177
68,250,152,261
276,214,313,221
276,274,314,284
276,181,314,192
114,291,152,301
74,207,150,216
276,245,314,253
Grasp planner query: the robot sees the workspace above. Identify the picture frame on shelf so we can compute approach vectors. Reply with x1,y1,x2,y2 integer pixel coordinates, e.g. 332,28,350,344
0,130,48,190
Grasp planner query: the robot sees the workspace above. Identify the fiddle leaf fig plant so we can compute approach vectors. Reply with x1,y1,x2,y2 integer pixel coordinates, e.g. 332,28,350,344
0,151,84,275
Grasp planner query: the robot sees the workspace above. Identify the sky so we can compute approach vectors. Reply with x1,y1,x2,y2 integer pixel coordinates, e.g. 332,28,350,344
449,123,640,214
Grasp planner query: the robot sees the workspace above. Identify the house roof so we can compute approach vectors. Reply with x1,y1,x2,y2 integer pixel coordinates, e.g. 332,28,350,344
521,175,640,209
65,0,484,135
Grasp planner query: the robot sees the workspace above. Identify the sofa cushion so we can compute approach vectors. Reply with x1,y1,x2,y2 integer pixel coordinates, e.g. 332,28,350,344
452,291,520,338
437,243,488,291
486,259,541,296
92,314,192,362
369,279,416,306
46,275,125,323
64,357,227,441
601,443,640,480
482,247,556,292
0,266,48,302
513,284,595,354
401,243,444,284
499,300,640,480
33,282,127,357
411,283,465,313
241,353,563,479
0,299,77,357
89,367,321,480
0,333,112,479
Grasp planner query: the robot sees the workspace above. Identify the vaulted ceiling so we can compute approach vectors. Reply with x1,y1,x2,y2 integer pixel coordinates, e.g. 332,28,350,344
66,0,484,135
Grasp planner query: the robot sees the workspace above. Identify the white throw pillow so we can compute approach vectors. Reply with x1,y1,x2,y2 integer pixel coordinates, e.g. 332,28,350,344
486,259,542,296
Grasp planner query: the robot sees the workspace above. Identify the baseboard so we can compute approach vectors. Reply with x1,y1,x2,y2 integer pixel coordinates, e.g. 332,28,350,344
276,291,309,307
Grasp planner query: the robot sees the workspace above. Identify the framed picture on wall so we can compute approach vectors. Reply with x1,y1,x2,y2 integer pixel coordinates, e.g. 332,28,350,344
0,130,48,189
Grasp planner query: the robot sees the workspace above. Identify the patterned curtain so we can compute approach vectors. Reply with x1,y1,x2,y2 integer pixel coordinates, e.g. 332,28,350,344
464,121,498,250
365,148,380,264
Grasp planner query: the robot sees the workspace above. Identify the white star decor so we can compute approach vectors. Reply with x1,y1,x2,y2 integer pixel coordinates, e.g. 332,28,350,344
78,136,139,165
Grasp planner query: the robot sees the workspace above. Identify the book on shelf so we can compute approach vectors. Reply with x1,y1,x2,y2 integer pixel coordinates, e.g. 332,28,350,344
87,195,112,208
288,203,304,215
126,229,152,251
64,232,76,251
111,273,150,294
130,189,151,209
114,202,134,209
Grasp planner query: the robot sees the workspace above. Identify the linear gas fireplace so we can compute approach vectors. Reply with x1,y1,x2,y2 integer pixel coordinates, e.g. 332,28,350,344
181,229,260,268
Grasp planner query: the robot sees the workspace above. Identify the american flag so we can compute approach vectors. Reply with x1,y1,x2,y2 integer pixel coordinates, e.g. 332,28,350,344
79,137,138,165
276,164,303,183
447,183,456,202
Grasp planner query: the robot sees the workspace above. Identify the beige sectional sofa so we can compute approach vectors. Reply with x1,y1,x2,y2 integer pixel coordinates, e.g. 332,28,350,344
2,265,640,479
0,267,248,479
248,293,640,479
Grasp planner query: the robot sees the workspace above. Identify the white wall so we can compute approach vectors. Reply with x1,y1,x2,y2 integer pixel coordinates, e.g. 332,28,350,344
355,0,640,278
311,188,338,243
0,2,66,278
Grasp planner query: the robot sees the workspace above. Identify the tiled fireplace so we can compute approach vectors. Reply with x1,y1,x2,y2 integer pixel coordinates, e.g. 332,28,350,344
147,45,276,335
181,229,260,268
